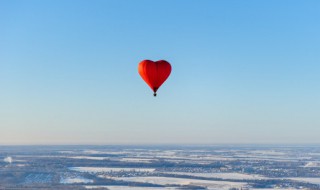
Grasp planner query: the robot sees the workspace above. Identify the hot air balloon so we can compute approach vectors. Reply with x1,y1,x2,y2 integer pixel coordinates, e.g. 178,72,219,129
138,60,172,96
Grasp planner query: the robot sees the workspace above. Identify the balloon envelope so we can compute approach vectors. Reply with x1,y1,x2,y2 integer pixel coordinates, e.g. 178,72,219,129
138,60,172,96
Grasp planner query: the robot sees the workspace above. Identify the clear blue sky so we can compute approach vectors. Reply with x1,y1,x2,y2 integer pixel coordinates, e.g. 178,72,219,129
0,0,319,144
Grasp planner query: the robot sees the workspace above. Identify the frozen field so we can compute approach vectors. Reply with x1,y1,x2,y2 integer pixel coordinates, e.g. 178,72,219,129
116,176,246,189
287,177,320,185
85,186,178,189
160,172,267,180
70,167,156,173
60,176,93,184
1,145,319,189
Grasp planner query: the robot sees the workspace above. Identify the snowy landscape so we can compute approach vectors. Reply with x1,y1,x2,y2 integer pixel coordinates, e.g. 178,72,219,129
1,145,320,189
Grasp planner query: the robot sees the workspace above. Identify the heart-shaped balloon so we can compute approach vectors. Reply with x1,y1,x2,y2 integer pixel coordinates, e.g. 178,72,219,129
138,60,172,96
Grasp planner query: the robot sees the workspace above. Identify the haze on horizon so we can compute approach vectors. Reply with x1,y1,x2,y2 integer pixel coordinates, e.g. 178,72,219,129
0,0,319,145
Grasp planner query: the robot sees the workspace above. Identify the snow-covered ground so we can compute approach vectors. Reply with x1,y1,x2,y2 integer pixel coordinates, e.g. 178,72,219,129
309,153,320,156
142,155,235,161
58,151,75,154
250,189,299,190
70,167,155,173
288,177,320,185
60,176,93,184
82,150,131,155
161,172,267,180
304,161,320,167
120,157,156,163
250,150,287,156
85,186,178,190
68,156,107,160
116,176,246,189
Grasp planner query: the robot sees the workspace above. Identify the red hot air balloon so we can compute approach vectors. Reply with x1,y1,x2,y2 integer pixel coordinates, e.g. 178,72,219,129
138,60,172,96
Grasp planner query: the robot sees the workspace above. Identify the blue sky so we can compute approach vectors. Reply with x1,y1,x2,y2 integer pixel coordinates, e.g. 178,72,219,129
0,0,319,144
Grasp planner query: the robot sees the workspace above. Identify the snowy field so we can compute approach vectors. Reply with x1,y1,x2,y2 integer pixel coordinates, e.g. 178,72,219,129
120,157,156,163
161,172,267,180
60,176,93,184
1,145,319,189
304,161,320,167
68,156,107,160
288,177,320,185
70,167,156,173
85,186,178,190
116,176,246,189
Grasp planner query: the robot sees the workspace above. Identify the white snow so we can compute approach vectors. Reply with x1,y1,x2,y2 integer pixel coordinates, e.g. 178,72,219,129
4,156,13,163
250,189,299,190
309,153,320,156
68,156,107,160
60,177,93,184
304,161,320,167
85,186,177,190
288,177,320,185
120,158,156,163
162,172,267,180
250,150,286,156
116,176,246,189
69,167,155,173
82,150,130,155
58,151,75,154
